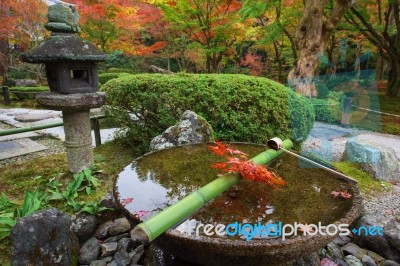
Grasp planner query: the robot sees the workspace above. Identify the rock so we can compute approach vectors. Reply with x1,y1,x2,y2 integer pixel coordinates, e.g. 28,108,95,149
320,258,340,266
336,258,349,266
362,255,377,266
384,220,400,254
108,218,131,236
367,251,385,264
114,250,130,266
129,245,144,264
341,243,367,260
100,242,118,257
327,242,344,260
11,208,77,266
318,248,328,259
99,191,120,210
78,237,101,264
90,260,107,266
353,213,400,262
15,113,57,122
95,221,113,239
333,236,352,247
103,233,129,243
130,230,146,248
15,79,37,87
344,255,363,266
107,261,118,266
117,237,132,252
380,261,400,266
149,110,214,151
71,213,98,242
346,137,400,181
102,256,113,263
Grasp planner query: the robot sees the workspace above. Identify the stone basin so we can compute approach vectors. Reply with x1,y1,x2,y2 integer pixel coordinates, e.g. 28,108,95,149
114,143,362,265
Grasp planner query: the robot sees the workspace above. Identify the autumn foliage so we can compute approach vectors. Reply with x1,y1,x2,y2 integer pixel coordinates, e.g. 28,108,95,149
209,142,286,188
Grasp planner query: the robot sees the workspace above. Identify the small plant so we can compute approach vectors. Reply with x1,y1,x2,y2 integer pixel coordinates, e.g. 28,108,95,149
80,201,109,215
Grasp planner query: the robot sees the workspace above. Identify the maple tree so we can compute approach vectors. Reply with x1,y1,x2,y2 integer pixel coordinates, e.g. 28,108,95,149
345,0,400,97
155,0,244,73
209,141,286,188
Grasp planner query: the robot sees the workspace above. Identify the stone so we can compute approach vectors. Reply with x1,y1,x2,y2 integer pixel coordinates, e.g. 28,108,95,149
78,237,101,265
100,242,118,257
15,79,37,87
99,191,120,210
71,213,98,242
130,230,146,248
320,258,340,266
336,258,349,266
108,218,131,236
15,113,57,122
129,245,144,265
114,250,130,266
11,208,77,266
327,242,344,260
90,260,107,266
353,213,400,262
45,4,80,33
380,261,400,266
36,92,106,112
344,255,363,266
362,255,377,266
341,243,367,260
367,251,385,263
117,237,132,252
384,220,400,254
95,221,113,239
346,137,400,181
333,236,352,247
103,233,129,244
107,261,118,266
149,110,214,151
102,256,113,263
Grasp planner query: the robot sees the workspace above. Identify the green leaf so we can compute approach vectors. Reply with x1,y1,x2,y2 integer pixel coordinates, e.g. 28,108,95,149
0,216,16,227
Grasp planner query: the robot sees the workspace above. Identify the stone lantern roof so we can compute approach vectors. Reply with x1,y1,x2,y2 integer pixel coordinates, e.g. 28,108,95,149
20,3,106,63
20,34,107,63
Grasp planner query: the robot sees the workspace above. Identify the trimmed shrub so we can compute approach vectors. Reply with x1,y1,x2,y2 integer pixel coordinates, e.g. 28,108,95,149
99,73,131,86
310,92,345,124
9,86,49,100
107,68,133,73
102,74,315,149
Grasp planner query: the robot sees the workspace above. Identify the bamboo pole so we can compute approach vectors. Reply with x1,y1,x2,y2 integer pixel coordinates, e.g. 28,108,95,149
132,139,293,243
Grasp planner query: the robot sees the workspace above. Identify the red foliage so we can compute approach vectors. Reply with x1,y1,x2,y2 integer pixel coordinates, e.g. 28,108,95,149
121,197,133,206
209,142,286,188
331,191,352,199
240,53,264,76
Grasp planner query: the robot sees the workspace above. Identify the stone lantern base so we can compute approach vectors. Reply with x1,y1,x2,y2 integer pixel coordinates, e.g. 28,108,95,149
37,92,106,173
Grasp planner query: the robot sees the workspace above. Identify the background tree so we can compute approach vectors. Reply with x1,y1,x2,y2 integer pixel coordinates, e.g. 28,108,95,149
287,0,354,97
346,0,400,97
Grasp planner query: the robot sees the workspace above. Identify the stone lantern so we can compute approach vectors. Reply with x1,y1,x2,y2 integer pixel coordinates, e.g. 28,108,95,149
20,3,106,173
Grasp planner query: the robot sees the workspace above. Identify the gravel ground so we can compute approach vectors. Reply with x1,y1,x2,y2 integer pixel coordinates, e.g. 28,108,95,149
363,184,400,218
0,136,65,168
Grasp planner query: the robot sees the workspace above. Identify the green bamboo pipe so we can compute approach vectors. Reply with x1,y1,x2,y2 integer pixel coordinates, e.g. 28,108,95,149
0,115,106,136
132,138,293,243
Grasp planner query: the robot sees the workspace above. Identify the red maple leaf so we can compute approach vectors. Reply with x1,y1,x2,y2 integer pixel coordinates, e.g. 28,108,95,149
135,210,147,218
209,142,286,187
121,197,133,206
331,191,352,199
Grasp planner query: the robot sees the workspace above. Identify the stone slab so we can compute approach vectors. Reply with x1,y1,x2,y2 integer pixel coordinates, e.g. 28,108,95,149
15,113,58,122
0,138,47,160
0,132,40,142
309,125,349,140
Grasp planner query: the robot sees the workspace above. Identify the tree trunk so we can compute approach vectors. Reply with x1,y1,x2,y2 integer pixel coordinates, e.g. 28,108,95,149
288,0,354,97
387,57,400,97
0,38,8,86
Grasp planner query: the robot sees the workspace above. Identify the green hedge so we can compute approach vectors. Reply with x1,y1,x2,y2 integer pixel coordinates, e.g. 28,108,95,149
99,73,131,85
9,86,49,100
310,92,344,124
102,74,315,149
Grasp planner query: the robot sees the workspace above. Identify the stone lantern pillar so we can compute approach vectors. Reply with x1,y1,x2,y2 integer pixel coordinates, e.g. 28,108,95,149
20,3,106,173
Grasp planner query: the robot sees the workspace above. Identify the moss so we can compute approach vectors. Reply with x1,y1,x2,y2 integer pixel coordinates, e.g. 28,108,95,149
332,162,392,197
0,141,139,264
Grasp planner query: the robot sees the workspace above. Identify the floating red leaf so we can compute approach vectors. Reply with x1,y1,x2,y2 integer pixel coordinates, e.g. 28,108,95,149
209,142,286,188
121,197,133,206
331,191,352,199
